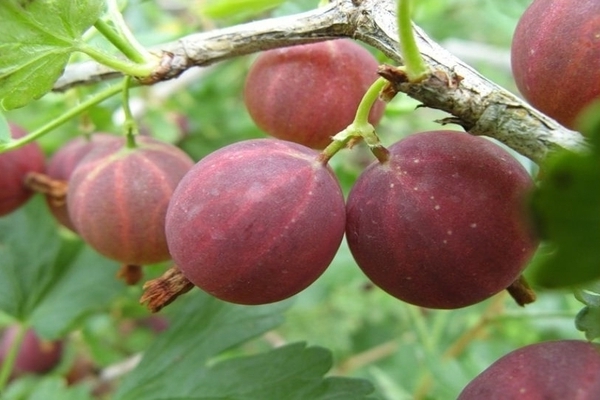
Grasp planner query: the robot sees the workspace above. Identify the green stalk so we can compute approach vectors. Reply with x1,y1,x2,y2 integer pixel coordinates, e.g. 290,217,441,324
0,83,125,153
94,19,148,65
429,309,452,349
319,77,389,163
121,76,138,149
317,129,354,165
403,305,439,400
106,0,155,63
353,77,387,127
77,44,155,77
397,0,428,82
0,324,28,391
405,304,436,353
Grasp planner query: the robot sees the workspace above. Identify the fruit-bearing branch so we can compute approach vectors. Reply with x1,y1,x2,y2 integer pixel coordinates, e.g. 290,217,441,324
53,0,585,163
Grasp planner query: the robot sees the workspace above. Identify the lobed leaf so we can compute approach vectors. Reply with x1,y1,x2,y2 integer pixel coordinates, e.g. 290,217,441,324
193,343,376,400
0,0,106,110
115,290,374,400
0,196,125,339
575,306,600,341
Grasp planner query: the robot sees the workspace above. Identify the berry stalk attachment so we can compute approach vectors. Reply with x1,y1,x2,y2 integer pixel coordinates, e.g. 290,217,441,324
397,0,428,82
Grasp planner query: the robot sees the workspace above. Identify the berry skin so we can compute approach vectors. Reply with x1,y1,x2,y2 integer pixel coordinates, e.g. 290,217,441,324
345,130,538,309
0,326,63,378
244,39,385,149
458,340,600,399
511,0,600,129
0,124,46,217
67,136,194,265
45,133,119,231
165,138,346,305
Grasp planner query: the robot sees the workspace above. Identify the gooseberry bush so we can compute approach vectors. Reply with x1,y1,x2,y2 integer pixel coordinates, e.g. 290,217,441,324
0,0,599,399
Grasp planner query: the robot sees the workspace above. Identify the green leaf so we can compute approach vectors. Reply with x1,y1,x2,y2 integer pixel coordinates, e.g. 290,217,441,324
574,281,600,308
528,117,600,288
194,343,375,400
114,290,289,399
0,0,106,110
29,244,127,338
0,196,126,339
200,0,285,19
2,376,94,400
115,291,374,400
575,306,600,341
0,112,9,143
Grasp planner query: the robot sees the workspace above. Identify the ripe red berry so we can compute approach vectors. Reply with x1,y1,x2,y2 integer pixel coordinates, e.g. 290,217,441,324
458,340,600,399
346,131,538,309
67,136,194,265
511,0,600,129
165,139,346,305
0,326,63,378
244,39,385,149
46,133,119,231
0,124,46,217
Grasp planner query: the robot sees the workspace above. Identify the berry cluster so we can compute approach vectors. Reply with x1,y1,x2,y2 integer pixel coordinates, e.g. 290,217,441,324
1,39,538,311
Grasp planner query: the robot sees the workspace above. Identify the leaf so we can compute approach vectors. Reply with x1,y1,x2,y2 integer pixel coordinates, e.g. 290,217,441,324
114,290,289,399
0,196,126,339
0,0,106,110
1,376,94,400
528,112,600,288
29,244,127,338
200,0,285,19
575,306,600,341
574,281,600,308
114,291,374,400
194,343,375,400
0,112,9,143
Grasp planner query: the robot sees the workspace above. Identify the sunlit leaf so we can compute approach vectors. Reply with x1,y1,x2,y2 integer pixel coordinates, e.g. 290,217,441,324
0,0,106,110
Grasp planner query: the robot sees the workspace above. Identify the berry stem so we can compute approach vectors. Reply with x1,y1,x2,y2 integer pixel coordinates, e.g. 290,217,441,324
140,265,194,313
81,0,157,76
0,83,125,153
353,77,387,127
397,0,428,82
121,76,138,149
76,44,156,78
317,132,354,164
23,172,68,204
319,77,389,163
94,19,149,65
506,275,537,306
0,323,28,391
105,0,156,64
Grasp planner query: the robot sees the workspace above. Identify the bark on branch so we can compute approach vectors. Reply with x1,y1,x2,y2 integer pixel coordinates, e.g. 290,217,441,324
54,0,585,163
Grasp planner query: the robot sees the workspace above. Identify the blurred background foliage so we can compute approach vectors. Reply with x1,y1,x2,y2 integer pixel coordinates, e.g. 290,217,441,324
1,0,590,399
